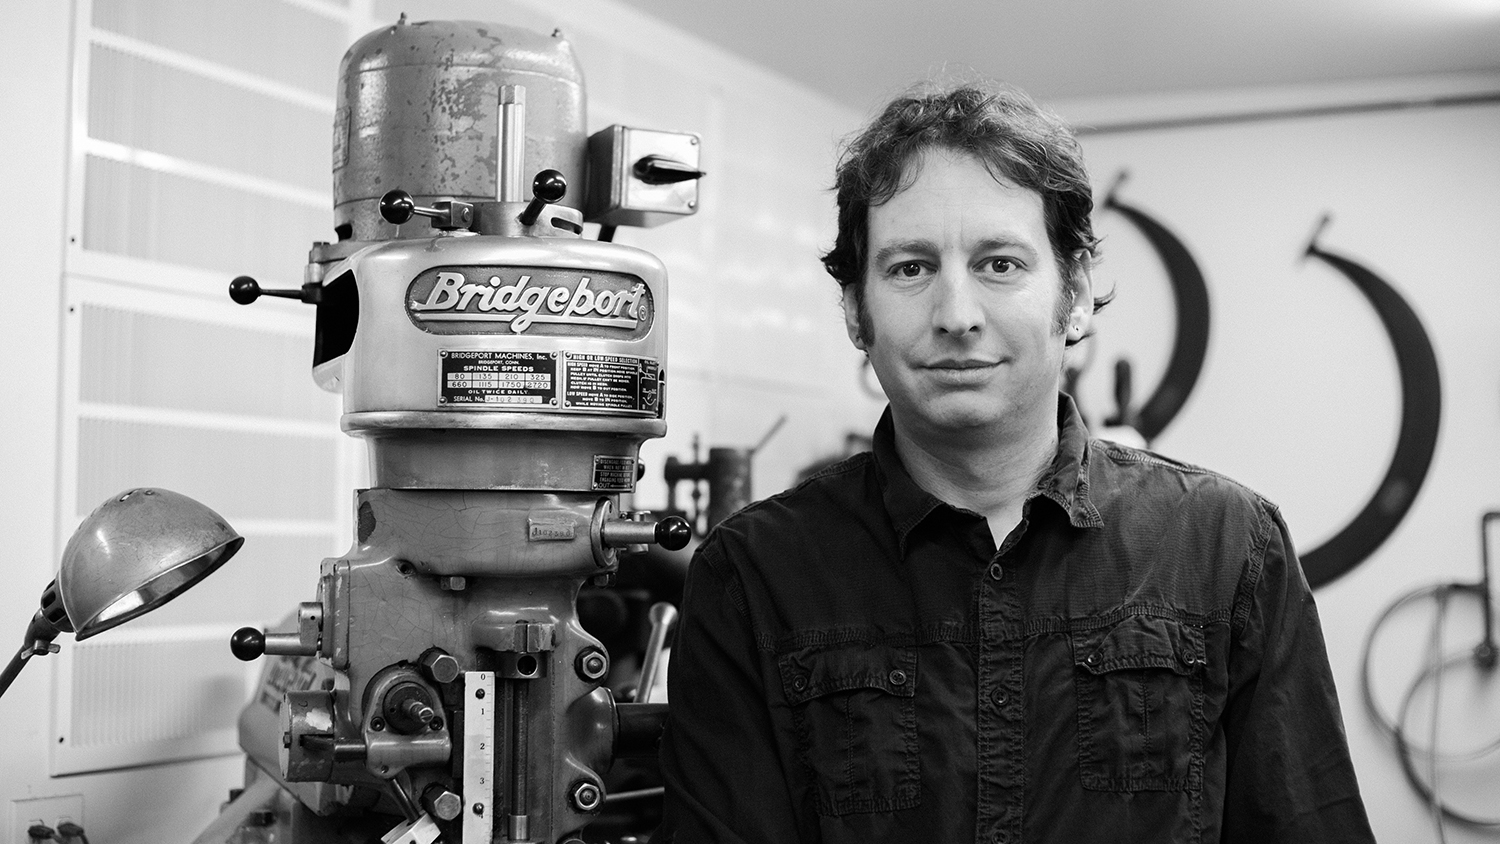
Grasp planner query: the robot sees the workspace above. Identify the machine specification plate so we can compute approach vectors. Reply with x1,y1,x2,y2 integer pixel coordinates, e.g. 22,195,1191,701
440,350,558,407
439,350,661,416
563,352,661,415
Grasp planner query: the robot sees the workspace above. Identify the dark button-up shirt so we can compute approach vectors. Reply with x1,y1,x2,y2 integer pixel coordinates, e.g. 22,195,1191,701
655,396,1374,844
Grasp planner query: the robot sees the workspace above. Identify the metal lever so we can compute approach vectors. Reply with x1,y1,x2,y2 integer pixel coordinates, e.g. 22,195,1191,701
229,275,320,306
635,602,677,703
230,602,323,660
378,189,474,231
518,169,567,226
633,154,705,185
599,515,692,551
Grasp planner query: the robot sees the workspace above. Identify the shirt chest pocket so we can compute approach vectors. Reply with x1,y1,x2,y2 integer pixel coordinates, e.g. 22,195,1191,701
1072,616,1206,792
778,644,920,816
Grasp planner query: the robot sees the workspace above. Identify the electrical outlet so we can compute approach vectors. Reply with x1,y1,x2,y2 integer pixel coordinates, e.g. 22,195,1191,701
10,795,84,844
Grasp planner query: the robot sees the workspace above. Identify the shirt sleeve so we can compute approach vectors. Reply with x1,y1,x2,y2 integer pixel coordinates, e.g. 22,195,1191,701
652,541,809,844
1222,505,1376,843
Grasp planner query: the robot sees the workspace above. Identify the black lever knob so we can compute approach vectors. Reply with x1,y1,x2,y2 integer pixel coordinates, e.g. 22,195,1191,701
518,169,567,226
655,515,692,551
379,189,417,224
229,275,319,306
230,627,266,661
633,155,705,185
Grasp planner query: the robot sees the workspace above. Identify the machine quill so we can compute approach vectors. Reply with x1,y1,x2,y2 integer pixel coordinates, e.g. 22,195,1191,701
211,17,703,844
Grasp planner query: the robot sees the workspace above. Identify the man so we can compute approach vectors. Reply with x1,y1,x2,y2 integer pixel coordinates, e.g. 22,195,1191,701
654,83,1374,844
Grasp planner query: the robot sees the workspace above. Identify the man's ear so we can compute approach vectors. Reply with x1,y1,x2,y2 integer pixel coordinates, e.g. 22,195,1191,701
841,283,867,351
1068,265,1094,339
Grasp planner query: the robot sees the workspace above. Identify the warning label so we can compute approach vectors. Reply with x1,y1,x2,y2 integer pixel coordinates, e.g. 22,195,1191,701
439,350,558,407
563,352,662,415
592,455,637,491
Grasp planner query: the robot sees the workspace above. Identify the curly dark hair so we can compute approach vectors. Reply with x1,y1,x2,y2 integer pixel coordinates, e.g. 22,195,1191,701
821,83,1107,345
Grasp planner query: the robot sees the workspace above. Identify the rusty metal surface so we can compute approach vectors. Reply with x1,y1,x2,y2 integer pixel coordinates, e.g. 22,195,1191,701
334,19,588,240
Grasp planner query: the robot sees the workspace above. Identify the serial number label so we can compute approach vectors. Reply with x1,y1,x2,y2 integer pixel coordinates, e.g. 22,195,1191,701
438,350,663,417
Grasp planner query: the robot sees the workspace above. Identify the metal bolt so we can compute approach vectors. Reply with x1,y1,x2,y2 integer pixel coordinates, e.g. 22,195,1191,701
420,649,462,684
576,648,609,682
422,784,464,821
473,803,485,816
370,716,385,731
570,781,604,812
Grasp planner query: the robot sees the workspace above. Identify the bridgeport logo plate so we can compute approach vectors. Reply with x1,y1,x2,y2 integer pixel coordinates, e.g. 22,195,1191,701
406,266,653,339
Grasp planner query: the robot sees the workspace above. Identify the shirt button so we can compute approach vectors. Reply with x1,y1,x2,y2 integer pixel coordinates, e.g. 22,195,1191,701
993,833,1010,844
989,687,1008,708
791,675,808,692
888,669,907,687
987,562,1004,581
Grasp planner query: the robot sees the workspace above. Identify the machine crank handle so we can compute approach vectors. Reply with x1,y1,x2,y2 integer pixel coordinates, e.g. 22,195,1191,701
229,601,324,660
229,275,321,306
378,189,475,231
598,514,692,551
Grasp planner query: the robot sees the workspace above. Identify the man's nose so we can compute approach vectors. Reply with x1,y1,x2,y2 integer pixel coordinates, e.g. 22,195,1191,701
931,270,983,336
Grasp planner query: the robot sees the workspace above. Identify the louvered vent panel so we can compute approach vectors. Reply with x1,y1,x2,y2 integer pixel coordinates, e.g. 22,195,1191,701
89,44,330,190
91,0,346,95
82,155,331,281
76,418,338,521
69,631,244,748
79,304,335,420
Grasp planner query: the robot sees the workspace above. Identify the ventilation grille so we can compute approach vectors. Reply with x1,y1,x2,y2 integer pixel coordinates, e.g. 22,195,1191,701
79,303,336,420
68,630,244,748
82,154,331,281
51,625,254,775
88,44,330,189
76,417,338,520
91,0,347,94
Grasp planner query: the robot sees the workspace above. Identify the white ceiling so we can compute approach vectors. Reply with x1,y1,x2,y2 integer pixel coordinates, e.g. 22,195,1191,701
612,0,1500,111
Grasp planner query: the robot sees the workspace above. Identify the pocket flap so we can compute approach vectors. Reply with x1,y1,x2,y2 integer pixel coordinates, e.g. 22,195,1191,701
778,644,917,705
1073,616,1204,676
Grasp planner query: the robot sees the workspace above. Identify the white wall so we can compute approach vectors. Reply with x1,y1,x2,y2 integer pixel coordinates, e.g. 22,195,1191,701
1058,76,1500,842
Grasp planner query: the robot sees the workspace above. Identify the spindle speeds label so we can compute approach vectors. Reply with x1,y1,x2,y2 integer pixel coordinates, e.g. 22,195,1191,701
440,350,557,406
438,350,662,416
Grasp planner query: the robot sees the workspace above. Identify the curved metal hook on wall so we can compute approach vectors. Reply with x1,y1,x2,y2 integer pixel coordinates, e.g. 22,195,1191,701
1299,215,1442,589
1102,172,1212,442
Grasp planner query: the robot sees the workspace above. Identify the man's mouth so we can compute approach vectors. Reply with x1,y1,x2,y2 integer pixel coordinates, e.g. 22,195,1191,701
926,358,1000,370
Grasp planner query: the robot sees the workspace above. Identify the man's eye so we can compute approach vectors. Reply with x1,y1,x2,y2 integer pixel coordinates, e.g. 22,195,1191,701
894,262,924,278
985,258,1019,274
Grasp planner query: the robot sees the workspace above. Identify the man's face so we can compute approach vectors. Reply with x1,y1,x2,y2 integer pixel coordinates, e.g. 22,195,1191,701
845,148,1089,442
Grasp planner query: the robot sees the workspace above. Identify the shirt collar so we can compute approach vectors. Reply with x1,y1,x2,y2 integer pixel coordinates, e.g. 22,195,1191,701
872,393,1103,554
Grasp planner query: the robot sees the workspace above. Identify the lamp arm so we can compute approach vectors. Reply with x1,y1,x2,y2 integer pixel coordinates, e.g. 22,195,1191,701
0,598,73,700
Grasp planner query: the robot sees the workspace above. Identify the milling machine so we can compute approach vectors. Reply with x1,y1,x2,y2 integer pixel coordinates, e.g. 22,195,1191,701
207,17,703,844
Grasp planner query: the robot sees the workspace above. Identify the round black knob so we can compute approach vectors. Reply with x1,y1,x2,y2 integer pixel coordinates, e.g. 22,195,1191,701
230,627,266,661
532,169,567,203
229,276,262,305
655,516,692,551
379,190,416,224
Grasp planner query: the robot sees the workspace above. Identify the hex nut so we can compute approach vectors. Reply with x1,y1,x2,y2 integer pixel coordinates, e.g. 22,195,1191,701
420,649,462,684
570,781,604,812
575,648,609,682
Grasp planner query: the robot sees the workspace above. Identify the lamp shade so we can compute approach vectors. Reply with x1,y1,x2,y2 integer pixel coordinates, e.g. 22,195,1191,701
58,488,243,640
